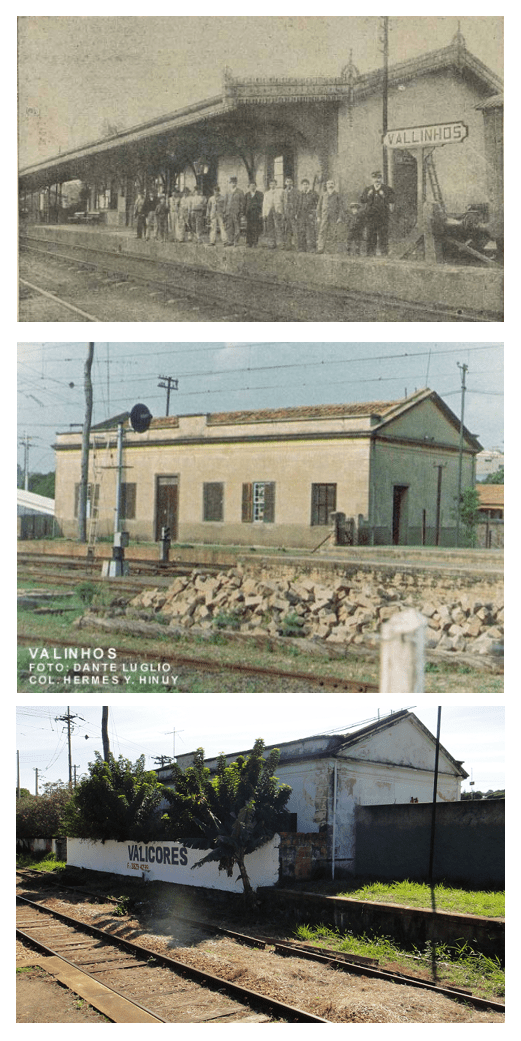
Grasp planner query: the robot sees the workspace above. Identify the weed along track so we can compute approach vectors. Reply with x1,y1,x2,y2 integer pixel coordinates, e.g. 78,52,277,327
16,886,505,1024
16,897,326,1023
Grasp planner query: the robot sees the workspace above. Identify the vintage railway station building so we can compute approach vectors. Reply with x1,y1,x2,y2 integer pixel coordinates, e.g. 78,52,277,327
20,30,502,237
54,389,481,549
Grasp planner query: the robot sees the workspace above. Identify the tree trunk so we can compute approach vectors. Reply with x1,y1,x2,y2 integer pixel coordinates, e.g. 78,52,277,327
236,852,255,908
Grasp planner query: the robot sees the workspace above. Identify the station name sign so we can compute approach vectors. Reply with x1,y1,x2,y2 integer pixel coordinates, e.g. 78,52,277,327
383,122,468,148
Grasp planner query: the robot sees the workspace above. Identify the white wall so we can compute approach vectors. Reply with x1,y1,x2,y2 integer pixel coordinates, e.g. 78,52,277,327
67,836,280,892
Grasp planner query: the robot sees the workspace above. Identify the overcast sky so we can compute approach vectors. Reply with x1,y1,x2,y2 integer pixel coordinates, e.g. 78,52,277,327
17,341,503,476
15,702,505,796
18,15,503,168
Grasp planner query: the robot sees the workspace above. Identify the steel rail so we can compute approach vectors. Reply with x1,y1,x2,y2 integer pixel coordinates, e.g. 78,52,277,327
19,277,100,321
17,633,378,692
19,235,498,322
16,897,329,1023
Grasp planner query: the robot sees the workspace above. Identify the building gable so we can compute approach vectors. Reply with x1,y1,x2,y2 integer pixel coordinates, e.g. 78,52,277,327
338,713,465,778
374,393,480,452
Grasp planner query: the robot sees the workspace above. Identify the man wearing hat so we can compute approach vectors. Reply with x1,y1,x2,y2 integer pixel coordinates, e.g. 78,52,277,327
360,171,395,256
296,178,319,252
224,176,245,246
316,179,345,254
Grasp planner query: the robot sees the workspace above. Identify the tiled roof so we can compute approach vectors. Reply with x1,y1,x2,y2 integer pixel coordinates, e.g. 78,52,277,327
477,484,504,508
207,400,401,425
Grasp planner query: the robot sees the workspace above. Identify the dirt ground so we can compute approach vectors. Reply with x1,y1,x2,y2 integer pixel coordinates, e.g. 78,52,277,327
16,879,504,1025
17,956,108,1023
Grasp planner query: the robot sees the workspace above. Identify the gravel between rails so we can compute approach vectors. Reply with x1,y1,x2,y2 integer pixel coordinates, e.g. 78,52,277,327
16,880,504,1024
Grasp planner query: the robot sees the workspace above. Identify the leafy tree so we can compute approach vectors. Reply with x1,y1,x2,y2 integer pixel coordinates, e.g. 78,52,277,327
61,753,165,842
163,739,292,906
28,471,55,498
16,781,73,839
480,467,504,485
455,488,481,547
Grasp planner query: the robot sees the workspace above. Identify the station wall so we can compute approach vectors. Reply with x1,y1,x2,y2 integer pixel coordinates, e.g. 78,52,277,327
67,835,280,891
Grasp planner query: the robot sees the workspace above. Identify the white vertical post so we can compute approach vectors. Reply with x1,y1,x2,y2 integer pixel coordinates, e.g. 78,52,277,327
379,608,427,693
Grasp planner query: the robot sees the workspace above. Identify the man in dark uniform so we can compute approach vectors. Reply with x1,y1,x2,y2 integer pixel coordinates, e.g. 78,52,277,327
282,176,298,250
360,170,395,256
295,178,319,252
244,182,264,246
224,176,245,246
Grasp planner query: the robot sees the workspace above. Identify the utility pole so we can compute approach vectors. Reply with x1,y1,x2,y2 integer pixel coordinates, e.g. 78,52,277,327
78,342,95,542
19,432,35,490
158,375,178,417
428,707,442,884
381,16,389,184
165,728,184,761
433,463,446,547
55,708,84,788
17,751,20,798
34,768,39,796
101,707,110,761
455,362,468,547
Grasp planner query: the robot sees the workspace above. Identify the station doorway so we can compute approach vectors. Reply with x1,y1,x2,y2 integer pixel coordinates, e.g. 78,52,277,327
155,476,178,541
392,151,418,237
392,484,409,545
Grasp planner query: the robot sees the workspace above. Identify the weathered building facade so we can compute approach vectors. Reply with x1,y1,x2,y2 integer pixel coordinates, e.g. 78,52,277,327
54,389,481,549
161,710,467,878
20,31,502,235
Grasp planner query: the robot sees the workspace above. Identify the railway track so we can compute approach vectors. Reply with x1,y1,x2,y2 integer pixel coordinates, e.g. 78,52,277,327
19,234,498,322
17,634,378,692
16,892,505,1018
16,896,327,1023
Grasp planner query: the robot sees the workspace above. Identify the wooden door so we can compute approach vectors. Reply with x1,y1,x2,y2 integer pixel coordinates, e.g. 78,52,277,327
155,476,178,541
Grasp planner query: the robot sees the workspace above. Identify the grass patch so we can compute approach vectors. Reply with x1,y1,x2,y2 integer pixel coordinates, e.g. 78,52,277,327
16,851,66,873
293,923,505,1000
335,880,504,918
17,575,503,693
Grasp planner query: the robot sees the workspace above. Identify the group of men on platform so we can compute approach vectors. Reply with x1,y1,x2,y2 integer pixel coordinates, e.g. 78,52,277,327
133,171,395,257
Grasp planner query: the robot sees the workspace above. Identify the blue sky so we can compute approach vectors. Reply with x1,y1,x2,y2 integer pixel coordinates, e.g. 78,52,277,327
15,702,505,796
17,341,504,476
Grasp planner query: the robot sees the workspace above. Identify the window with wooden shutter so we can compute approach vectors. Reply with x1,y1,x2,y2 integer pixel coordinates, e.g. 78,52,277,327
242,482,253,523
203,482,224,522
242,481,276,523
311,483,336,525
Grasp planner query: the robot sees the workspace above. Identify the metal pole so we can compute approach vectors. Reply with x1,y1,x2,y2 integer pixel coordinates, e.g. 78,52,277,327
332,761,337,881
428,707,442,883
455,363,468,547
435,465,443,546
102,707,110,761
114,422,123,533
78,343,95,542
382,17,389,183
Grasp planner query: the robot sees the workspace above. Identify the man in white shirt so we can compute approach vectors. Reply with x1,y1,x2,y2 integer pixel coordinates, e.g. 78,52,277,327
262,179,284,248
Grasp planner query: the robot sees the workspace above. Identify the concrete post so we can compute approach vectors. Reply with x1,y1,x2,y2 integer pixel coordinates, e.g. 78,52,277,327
379,608,426,693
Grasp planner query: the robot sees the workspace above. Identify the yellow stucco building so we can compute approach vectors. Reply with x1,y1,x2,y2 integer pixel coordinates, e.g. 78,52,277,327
54,388,481,549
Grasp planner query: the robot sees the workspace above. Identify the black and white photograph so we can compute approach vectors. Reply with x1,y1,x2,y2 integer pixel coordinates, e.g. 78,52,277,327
18,15,503,322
